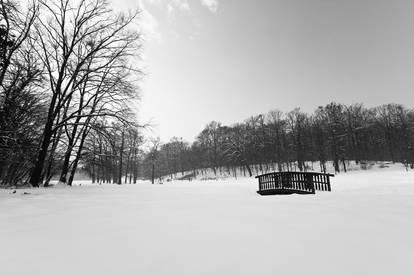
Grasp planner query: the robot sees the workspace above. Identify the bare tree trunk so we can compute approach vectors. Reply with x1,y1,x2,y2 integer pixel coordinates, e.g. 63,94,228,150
118,130,124,184
59,98,79,184
133,155,138,184
29,94,58,187
44,119,64,187
124,147,132,184
244,163,252,177
151,163,155,184
67,126,90,186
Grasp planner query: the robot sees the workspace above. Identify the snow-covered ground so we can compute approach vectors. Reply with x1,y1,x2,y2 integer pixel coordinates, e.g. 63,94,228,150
1,164,414,276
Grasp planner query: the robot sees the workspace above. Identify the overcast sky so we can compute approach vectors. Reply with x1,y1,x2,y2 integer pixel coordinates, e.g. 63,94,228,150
112,0,414,142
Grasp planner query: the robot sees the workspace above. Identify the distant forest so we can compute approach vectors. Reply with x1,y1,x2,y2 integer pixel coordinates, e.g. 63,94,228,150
81,102,414,184
126,102,413,182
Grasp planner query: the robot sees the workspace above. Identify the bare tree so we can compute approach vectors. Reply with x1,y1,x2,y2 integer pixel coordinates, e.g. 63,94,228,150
29,0,141,186
148,138,160,184
0,0,43,186
266,110,286,171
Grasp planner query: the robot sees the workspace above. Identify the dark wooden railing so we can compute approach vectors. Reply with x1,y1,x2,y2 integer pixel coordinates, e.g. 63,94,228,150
256,171,334,195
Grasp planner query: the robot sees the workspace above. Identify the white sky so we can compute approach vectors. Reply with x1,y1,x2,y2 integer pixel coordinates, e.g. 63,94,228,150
112,0,414,142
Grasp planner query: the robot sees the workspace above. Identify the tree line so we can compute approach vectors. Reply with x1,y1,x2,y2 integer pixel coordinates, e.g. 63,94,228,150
0,0,142,187
141,103,414,182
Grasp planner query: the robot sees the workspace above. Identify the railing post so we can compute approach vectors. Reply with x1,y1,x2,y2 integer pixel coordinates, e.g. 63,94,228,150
259,176,262,191
327,175,331,191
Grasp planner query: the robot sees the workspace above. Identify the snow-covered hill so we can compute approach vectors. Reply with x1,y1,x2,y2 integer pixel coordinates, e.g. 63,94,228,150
165,160,402,182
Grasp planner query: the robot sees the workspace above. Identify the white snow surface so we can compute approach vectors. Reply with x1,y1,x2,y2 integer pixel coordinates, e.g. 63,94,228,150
1,164,414,276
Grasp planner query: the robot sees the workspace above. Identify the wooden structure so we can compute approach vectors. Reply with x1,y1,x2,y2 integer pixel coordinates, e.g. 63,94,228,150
256,171,334,195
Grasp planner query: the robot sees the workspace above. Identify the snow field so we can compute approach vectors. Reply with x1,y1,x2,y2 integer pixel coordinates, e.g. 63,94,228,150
0,164,413,276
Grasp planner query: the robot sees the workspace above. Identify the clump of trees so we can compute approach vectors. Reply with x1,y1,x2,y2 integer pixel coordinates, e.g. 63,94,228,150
82,121,144,185
0,0,143,187
142,103,414,180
